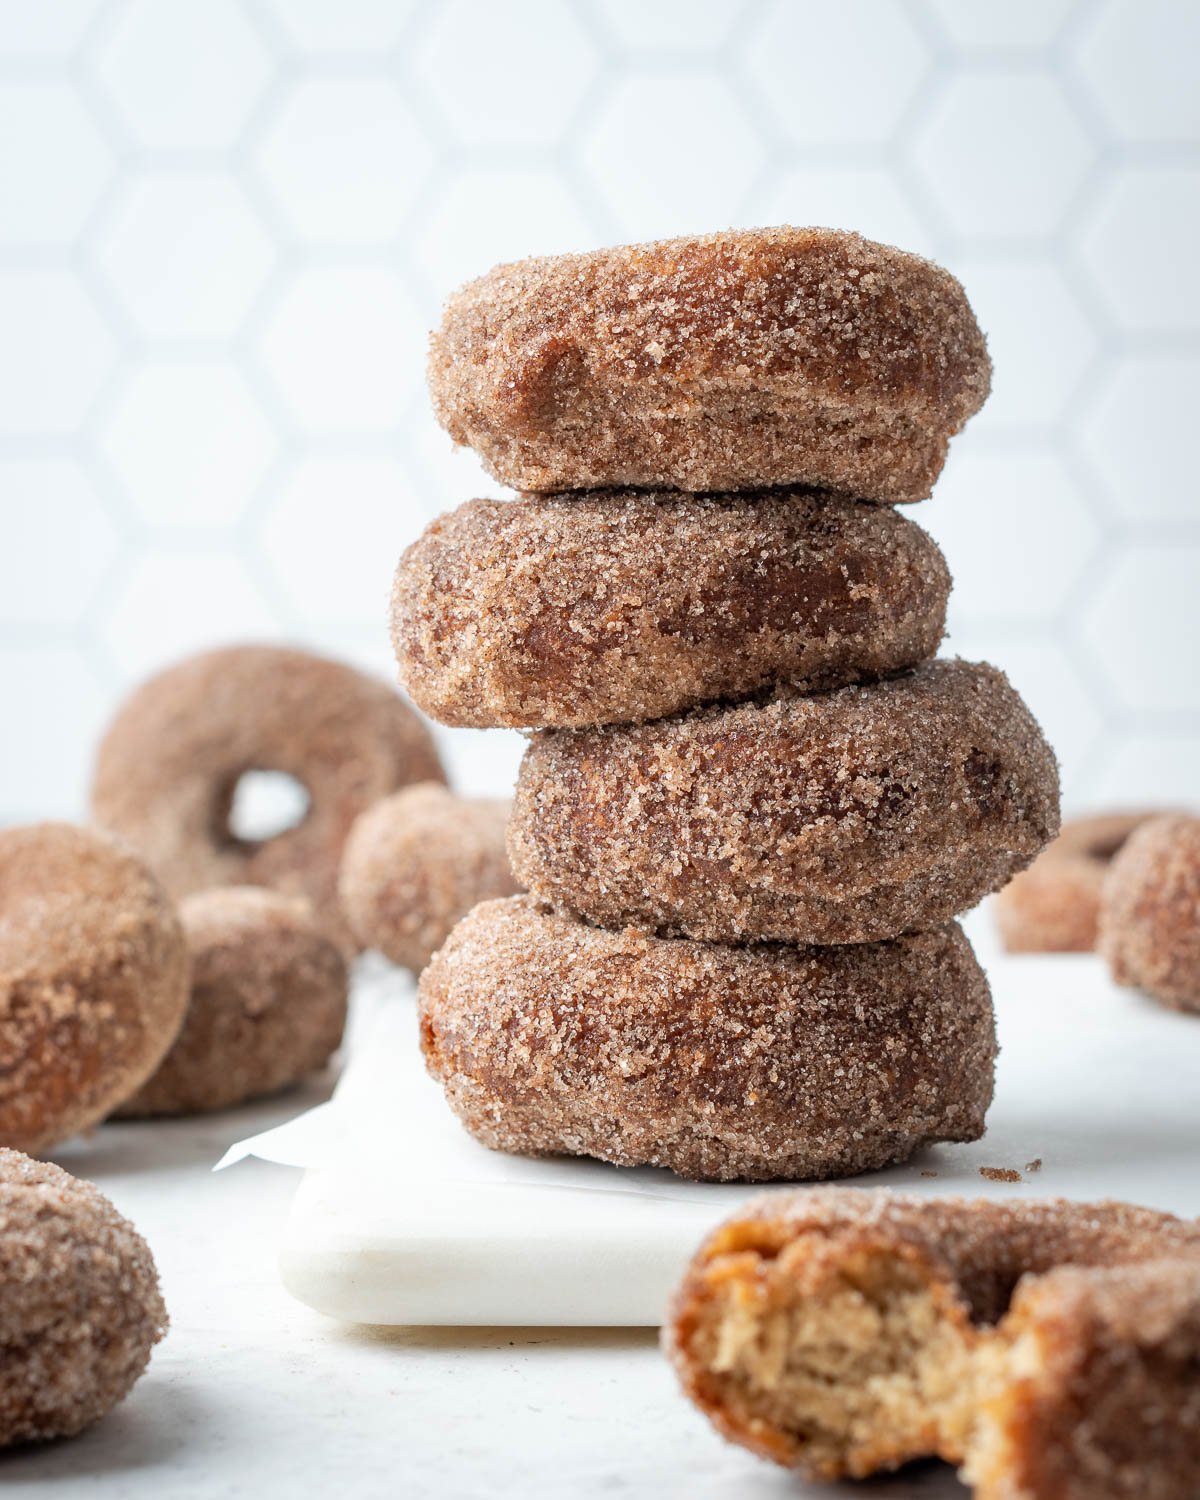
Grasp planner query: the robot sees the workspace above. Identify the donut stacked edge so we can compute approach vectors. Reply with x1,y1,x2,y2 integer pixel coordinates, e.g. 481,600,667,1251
396,226,1061,1184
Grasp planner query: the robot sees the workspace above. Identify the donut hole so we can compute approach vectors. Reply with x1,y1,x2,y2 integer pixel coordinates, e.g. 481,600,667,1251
695,1241,978,1476
225,770,311,846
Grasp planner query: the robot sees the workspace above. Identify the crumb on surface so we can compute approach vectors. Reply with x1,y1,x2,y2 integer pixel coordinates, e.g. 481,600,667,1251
979,1167,1022,1183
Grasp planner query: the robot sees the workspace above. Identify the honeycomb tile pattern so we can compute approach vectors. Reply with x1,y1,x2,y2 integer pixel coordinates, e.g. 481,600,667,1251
3,0,1199,821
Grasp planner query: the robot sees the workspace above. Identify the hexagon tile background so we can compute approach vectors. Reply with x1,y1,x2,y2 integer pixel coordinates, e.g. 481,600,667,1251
3,0,1198,823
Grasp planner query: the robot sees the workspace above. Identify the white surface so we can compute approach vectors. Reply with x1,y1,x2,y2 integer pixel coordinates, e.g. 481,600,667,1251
244,946,1200,1327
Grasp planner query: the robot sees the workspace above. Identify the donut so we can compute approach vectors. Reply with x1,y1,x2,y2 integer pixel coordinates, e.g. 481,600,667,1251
665,1188,1200,1496
994,811,1170,953
339,783,519,973
0,823,188,1155
390,490,951,729
0,1148,167,1444
115,886,348,1117
91,644,446,952
428,227,991,503
509,658,1060,946
418,898,995,1183
1099,814,1200,1013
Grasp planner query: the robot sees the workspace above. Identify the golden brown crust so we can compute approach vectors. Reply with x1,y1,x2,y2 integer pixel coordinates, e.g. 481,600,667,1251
665,1188,1200,1495
995,811,1173,954
1099,814,1200,1013
115,886,348,1117
0,823,189,1154
418,898,995,1183
90,644,446,953
429,227,991,502
0,1148,167,1444
510,658,1060,946
390,490,951,729
338,783,519,973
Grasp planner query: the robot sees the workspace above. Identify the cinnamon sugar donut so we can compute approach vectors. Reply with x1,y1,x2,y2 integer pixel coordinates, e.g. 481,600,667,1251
115,887,348,1117
665,1188,1200,1498
91,645,446,952
339,783,519,973
510,658,1060,946
430,227,991,503
391,490,951,729
418,898,995,1183
994,811,1169,953
1099,814,1200,1013
0,823,188,1155
0,1149,167,1444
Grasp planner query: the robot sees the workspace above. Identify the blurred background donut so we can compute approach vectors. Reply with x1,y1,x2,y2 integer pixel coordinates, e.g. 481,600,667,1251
91,645,445,953
114,886,349,1117
994,810,1177,953
339,783,519,974
1099,814,1200,1013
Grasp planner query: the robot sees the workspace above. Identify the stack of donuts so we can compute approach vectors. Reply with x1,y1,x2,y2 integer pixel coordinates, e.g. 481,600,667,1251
393,226,1061,1182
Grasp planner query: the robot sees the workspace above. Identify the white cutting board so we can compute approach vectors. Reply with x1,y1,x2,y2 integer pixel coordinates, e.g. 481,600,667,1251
238,937,1200,1327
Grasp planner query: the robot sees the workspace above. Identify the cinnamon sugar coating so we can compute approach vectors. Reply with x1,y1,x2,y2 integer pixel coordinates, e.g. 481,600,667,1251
510,658,1060,946
339,783,519,974
0,823,188,1155
665,1187,1200,1497
418,898,995,1183
995,810,1172,954
91,644,446,953
0,1149,167,1444
115,887,348,1117
390,490,950,729
429,227,991,502
1099,814,1200,1013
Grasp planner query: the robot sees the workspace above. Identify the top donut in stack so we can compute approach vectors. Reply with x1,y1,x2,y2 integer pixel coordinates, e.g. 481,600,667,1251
393,227,1060,1181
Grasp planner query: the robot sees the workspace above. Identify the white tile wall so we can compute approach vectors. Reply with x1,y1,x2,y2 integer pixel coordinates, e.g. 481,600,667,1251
3,0,1199,821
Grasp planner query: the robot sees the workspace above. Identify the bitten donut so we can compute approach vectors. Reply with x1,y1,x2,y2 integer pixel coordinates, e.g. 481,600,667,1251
0,823,188,1154
510,658,1060,946
91,645,446,951
0,1149,167,1444
391,490,951,729
665,1189,1200,1499
1099,814,1200,1014
994,811,1169,953
339,783,519,974
418,898,995,1183
429,227,991,503
115,887,348,1117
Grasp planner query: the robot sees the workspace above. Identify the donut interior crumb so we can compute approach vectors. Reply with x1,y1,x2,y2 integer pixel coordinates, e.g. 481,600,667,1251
691,1242,978,1477
979,1167,1022,1183
672,1197,1200,1489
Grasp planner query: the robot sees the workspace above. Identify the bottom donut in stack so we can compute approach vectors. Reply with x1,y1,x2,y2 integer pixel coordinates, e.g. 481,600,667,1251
419,900,996,1182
